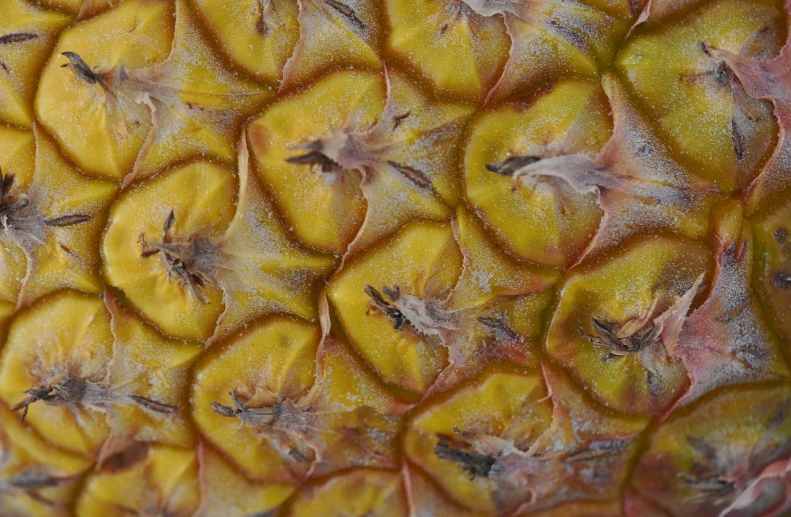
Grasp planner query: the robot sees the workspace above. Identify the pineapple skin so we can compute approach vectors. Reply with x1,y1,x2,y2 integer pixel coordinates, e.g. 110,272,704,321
0,0,790,516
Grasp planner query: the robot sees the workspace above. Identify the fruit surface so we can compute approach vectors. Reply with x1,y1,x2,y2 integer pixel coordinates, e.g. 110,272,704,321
1,0,791,515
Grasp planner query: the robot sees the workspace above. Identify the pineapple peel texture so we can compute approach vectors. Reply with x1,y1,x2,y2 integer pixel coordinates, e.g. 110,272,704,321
1,0,791,514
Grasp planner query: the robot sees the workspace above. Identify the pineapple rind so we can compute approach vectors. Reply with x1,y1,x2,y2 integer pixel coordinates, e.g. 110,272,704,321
0,0,790,514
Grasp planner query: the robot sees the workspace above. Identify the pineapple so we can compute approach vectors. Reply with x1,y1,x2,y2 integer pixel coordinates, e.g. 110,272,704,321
0,0,790,514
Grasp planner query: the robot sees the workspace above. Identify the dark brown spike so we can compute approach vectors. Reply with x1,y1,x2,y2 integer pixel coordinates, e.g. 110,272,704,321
1,170,14,199
9,471,72,489
591,318,616,335
392,111,411,130
186,273,208,304
0,198,29,216
364,284,389,306
478,316,521,341
129,395,177,414
284,151,341,174
0,33,39,45
44,214,92,227
364,285,407,330
627,324,662,353
485,156,541,176
581,316,663,359
730,116,746,161
163,209,176,238
325,0,366,32
211,401,237,418
60,51,102,85
59,243,76,256
387,161,431,189
284,151,323,165
10,386,53,422
434,437,498,479
546,19,587,50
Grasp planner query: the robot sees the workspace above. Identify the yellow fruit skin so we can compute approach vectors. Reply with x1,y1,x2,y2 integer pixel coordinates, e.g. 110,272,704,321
329,220,463,394
0,0,71,128
192,316,320,483
546,236,710,415
34,0,173,179
463,80,609,267
197,443,294,517
2,0,791,514
384,0,510,101
102,161,236,341
0,291,114,457
615,0,783,192
191,0,301,84
75,444,200,516
406,368,552,514
286,468,408,517
0,402,91,516
248,70,385,254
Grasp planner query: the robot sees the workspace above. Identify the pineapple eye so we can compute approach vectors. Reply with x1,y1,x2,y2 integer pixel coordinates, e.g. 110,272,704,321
405,370,553,513
76,445,200,515
409,365,648,514
102,162,236,341
434,434,499,480
35,0,173,180
192,318,320,484
547,236,710,415
329,221,462,394
193,321,404,486
138,210,216,305
0,128,116,309
463,80,608,267
615,0,783,193
633,385,791,516
0,291,200,461
248,71,384,254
